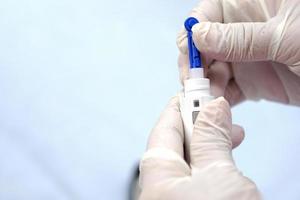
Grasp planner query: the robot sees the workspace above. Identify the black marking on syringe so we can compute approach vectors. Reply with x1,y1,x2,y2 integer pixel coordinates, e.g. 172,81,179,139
193,100,200,107
192,111,199,124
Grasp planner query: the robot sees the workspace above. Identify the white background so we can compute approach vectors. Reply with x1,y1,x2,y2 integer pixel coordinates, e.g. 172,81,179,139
0,0,300,199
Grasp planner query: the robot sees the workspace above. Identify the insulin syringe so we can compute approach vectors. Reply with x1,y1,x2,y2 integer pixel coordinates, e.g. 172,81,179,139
179,17,214,162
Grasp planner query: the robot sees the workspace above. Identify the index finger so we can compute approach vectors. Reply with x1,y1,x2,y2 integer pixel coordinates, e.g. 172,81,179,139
190,0,223,22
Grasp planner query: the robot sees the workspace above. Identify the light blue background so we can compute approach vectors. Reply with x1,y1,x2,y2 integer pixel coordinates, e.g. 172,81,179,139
0,0,299,199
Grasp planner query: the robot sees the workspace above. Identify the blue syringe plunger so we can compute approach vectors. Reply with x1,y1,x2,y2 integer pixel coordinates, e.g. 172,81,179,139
184,17,202,69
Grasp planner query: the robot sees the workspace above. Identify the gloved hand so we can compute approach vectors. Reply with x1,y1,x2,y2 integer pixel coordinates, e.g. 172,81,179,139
177,0,300,106
139,96,261,200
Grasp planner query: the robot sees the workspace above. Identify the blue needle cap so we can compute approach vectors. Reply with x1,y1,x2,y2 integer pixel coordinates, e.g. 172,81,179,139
184,17,202,69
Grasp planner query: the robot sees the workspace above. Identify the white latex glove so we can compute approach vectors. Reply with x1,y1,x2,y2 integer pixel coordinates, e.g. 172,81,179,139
139,96,261,200
177,0,300,106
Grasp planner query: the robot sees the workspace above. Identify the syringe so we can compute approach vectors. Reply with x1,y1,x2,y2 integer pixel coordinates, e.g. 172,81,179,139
179,17,214,162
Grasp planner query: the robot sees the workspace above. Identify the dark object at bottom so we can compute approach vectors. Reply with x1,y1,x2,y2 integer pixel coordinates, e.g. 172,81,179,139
128,165,140,200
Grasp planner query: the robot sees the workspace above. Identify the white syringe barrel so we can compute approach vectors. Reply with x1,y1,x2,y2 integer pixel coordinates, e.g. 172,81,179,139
179,76,214,163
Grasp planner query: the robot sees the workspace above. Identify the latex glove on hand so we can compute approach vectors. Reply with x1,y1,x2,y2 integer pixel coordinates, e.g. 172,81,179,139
177,0,300,106
139,96,260,200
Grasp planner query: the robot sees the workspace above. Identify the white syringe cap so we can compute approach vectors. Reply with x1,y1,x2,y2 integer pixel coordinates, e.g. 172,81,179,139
189,68,204,78
184,77,210,93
